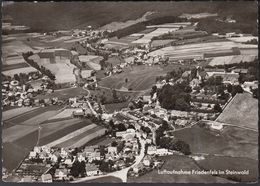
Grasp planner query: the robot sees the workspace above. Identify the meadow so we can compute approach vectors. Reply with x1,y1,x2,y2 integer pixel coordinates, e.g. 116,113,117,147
216,93,258,130
128,155,233,183
99,65,169,91
172,125,258,160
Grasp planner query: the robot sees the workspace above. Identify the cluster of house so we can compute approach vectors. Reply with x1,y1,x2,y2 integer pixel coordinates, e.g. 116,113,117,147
16,127,142,182
130,145,175,177
2,76,62,107
123,47,169,66
129,155,164,177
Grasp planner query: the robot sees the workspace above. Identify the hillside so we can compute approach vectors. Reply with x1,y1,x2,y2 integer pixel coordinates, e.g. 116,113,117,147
2,1,257,31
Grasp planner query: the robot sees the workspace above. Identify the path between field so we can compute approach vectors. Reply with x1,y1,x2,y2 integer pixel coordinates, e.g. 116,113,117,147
72,132,146,183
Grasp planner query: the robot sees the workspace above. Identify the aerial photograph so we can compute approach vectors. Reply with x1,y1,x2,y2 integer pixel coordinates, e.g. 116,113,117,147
1,1,258,183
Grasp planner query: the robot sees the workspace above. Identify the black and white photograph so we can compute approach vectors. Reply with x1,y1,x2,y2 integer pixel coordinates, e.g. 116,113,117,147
1,1,259,183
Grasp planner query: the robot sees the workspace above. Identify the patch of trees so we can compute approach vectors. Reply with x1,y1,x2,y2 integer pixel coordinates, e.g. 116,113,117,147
159,137,191,155
205,76,223,86
227,84,244,97
70,160,86,177
155,120,169,143
195,17,258,36
99,160,115,173
141,126,152,134
238,67,259,83
157,82,192,111
252,88,258,99
244,38,258,45
209,59,258,71
213,103,222,113
152,31,207,41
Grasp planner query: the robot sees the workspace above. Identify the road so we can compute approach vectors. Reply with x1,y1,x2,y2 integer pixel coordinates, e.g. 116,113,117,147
71,132,146,183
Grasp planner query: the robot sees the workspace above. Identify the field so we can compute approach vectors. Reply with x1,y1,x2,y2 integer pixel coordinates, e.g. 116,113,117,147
3,130,38,171
104,102,131,113
56,126,106,148
2,66,38,77
132,28,178,44
179,13,218,19
196,156,258,182
172,125,258,160
100,11,153,31
227,36,258,43
85,136,114,146
208,55,257,66
35,87,89,100
39,119,92,146
151,39,175,47
240,48,258,56
3,107,38,121
2,40,35,57
99,65,169,91
44,123,98,147
128,155,233,183
2,62,29,71
2,55,27,66
131,22,192,44
46,108,78,121
148,41,257,60
216,93,258,130
2,105,106,172
29,54,77,84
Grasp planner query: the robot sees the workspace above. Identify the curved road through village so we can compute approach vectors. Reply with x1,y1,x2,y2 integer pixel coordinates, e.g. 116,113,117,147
71,133,146,183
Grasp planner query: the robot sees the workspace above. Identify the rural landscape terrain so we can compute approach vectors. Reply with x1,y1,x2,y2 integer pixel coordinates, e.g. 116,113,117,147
1,1,258,183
